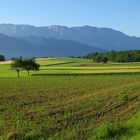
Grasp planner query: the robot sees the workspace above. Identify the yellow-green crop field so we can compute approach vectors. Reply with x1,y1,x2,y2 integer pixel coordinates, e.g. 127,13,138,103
1,58,140,140
1,57,140,77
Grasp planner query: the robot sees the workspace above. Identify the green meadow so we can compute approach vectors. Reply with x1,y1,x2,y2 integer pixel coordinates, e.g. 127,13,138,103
1,57,140,77
1,58,140,139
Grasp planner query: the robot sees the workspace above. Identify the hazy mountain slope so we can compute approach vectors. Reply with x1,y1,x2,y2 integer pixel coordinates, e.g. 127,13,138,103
20,36,104,56
0,24,140,50
0,34,103,59
0,33,40,59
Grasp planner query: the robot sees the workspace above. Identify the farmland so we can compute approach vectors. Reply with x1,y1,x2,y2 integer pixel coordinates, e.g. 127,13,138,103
0,58,140,139
1,58,140,77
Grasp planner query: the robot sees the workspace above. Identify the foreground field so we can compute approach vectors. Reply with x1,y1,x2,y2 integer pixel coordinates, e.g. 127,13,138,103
0,75,140,139
1,58,140,139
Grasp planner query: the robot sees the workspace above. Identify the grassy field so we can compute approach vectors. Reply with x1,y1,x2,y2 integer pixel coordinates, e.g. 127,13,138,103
0,58,140,139
1,57,140,77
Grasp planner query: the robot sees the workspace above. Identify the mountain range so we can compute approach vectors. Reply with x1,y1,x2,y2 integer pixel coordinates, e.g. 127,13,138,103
0,33,102,59
0,23,140,58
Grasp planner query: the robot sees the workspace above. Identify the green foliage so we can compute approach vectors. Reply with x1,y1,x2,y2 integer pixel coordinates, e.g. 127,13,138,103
11,57,40,77
85,50,140,63
0,55,5,61
6,131,25,140
22,59,40,76
11,57,24,77
90,122,129,140
90,112,140,140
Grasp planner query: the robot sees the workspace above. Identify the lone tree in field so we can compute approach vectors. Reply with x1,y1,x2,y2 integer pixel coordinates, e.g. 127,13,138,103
23,59,40,76
11,57,24,78
11,57,40,77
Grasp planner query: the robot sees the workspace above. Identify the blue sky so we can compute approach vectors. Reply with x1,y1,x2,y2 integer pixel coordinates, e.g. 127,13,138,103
0,0,139,36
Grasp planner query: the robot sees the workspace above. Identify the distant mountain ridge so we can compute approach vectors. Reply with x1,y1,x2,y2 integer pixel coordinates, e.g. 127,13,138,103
0,23,140,50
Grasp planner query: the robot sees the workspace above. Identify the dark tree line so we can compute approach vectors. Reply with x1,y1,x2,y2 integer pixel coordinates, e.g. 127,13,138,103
0,55,5,61
84,50,140,63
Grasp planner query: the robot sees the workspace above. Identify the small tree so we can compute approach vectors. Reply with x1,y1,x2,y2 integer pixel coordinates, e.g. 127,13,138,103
101,56,108,63
22,59,40,76
0,55,5,61
11,58,24,78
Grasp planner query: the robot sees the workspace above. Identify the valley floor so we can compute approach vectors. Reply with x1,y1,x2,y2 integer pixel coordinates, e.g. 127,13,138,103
0,58,140,139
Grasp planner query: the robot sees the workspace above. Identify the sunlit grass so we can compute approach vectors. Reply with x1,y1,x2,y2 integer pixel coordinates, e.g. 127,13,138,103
0,57,140,77
1,57,140,139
